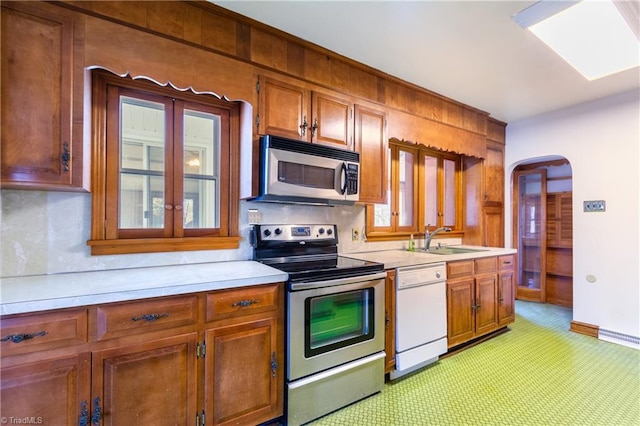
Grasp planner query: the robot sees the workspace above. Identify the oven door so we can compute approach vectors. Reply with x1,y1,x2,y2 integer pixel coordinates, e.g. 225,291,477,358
288,273,386,381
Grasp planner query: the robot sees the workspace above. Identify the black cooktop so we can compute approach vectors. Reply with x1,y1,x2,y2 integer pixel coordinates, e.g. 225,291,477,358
252,224,383,284
262,255,383,283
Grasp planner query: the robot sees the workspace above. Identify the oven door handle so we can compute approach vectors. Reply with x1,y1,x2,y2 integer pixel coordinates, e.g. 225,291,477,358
289,271,388,291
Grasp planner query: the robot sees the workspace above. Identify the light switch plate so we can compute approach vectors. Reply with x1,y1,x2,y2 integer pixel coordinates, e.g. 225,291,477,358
583,200,606,212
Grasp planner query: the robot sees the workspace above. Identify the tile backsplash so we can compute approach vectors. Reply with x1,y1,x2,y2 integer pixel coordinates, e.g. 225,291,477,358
1,190,419,278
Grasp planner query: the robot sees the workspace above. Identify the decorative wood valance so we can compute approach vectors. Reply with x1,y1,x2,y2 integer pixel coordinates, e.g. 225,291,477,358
387,109,488,159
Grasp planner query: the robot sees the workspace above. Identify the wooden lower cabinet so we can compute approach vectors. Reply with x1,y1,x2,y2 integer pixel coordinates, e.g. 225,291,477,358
92,333,199,425
497,255,516,326
446,255,514,348
205,317,281,425
0,352,91,425
0,283,284,426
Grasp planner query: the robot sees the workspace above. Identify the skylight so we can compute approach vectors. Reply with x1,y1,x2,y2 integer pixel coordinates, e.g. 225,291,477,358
513,0,640,81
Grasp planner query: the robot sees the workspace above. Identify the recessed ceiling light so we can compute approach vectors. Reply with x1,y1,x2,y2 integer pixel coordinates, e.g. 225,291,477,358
513,0,640,81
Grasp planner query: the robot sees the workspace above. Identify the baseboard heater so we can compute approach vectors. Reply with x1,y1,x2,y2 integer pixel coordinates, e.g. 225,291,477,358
599,329,640,349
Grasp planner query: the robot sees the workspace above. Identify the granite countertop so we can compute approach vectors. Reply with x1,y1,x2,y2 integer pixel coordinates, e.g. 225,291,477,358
0,261,288,316
345,246,517,270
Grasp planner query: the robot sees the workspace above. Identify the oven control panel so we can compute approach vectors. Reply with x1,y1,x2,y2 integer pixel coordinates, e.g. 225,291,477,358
254,224,337,243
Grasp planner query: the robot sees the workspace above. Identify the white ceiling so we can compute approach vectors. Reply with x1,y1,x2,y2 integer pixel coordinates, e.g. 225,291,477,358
212,1,640,123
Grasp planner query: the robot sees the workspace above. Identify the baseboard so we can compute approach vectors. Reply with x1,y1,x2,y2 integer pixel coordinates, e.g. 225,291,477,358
599,329,640,350
569,320,599,338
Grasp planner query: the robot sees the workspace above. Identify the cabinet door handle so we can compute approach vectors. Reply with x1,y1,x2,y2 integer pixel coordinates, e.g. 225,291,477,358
231,299,260,308
131,313,170,322
310,117,318,137
1,330,47,343
271,352,278,378
91,397,101,425
62,142,70,172
79,400,89,426
299,116,308,136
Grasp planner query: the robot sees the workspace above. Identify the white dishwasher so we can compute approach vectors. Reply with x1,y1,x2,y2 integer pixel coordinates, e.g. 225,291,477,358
390,262,448,380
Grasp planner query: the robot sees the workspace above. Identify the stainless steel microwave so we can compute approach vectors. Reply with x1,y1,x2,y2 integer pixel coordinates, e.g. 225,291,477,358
253,135,360,206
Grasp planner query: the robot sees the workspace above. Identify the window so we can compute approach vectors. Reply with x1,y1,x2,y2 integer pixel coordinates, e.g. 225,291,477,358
366,139,462,241
88,70,240,255
422,150,461,231
368,143,418,235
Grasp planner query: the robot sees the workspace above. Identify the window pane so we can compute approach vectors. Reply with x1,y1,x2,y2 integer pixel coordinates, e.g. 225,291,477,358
443,158,456,226
398,149,414,227
183,109,220,229
119,174,164,228
374,147,392,227
424,155,438,227
184,178,217,228
119,97,165,229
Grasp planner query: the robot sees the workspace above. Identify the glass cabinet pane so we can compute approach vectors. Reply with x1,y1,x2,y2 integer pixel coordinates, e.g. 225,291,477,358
517,171,545,294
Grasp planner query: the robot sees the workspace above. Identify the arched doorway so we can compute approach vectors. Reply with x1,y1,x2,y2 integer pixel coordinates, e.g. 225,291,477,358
512,157,573,307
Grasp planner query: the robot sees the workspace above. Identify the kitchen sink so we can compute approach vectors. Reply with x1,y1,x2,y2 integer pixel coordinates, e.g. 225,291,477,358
426,246,489,255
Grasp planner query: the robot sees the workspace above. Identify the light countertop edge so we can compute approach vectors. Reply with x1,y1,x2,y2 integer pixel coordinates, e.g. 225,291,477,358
345,246,517,270
0,261,288,316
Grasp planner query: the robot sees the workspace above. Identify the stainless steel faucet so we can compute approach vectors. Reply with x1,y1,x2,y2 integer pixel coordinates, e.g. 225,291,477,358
425,226,452,251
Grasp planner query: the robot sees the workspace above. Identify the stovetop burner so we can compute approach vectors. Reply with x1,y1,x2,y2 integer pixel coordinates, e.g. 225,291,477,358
252,224,383,283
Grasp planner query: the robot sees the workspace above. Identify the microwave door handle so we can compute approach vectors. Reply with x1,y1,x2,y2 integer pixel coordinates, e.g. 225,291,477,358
340,162,348,195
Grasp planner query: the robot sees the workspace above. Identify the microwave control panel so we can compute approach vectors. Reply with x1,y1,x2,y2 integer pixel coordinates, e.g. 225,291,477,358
346,163,359,195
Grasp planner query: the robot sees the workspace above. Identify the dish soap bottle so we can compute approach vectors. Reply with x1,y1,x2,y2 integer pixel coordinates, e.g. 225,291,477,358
408,234,415,252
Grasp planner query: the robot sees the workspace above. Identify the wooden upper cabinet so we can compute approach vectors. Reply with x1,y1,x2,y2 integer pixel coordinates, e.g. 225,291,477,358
355,104,387,204
311,92,353,149
257,76,309,141
484,118,506,206
484,140,505,206
0,2,86,191
257,75,354,149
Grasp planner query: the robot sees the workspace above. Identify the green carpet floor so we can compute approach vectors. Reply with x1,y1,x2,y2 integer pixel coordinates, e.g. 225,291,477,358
309,300,640,425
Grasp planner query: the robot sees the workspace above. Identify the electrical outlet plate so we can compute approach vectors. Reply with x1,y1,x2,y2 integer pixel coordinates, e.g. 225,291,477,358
248,209,261,224
583,200,606,212
352,228,360,241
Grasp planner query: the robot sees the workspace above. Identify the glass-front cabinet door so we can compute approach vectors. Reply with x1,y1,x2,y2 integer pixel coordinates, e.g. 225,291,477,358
514,169,547,302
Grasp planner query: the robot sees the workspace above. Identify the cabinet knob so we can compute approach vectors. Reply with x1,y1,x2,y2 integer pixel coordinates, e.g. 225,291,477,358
299,116,308,136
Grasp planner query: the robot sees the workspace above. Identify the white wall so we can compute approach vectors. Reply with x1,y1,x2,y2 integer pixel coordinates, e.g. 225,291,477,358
505,89,640,340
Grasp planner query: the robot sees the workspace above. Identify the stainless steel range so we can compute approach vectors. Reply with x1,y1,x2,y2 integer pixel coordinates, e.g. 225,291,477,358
252,224,386,426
